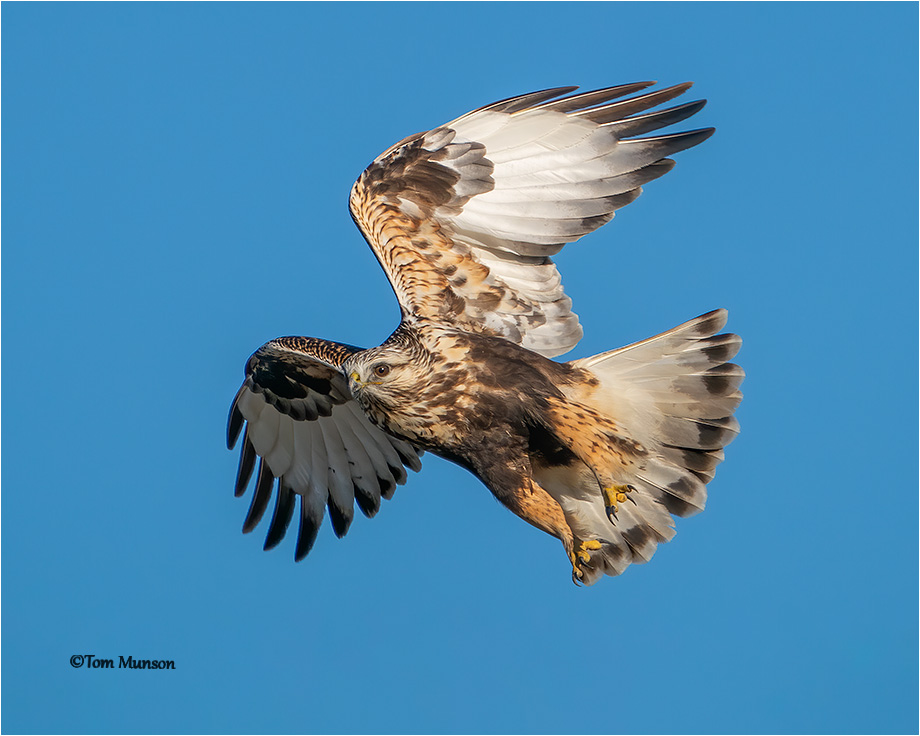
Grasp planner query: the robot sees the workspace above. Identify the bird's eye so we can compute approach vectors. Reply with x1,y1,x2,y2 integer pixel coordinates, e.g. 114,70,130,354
373,364,391,378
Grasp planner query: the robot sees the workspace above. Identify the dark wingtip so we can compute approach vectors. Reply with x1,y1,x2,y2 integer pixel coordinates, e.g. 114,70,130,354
263,485,295,551
677,99,708,118
649,126,716,156
234,435,256,498
227,402,244,450
612,80,657,93
294,496,320,562
327,499,353,539
354,486,380,519
686,127,716,147
378,476,397,501
482,85,580,115
242,459,274,533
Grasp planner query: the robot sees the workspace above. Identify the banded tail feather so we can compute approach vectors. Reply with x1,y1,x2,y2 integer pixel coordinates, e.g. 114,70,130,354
540,310,743,584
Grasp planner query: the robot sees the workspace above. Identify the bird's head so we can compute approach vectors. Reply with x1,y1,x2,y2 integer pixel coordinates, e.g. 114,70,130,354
342,346,423,411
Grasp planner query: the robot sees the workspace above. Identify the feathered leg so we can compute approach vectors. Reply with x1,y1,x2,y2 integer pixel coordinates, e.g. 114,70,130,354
541,396,645,517
471,451,602,583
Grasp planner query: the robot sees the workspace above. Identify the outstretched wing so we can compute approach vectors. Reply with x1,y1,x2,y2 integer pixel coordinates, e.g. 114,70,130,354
350,81,713,358
226,337,423,560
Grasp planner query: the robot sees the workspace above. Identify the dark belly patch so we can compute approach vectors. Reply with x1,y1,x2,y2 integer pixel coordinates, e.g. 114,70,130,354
527,421,578,467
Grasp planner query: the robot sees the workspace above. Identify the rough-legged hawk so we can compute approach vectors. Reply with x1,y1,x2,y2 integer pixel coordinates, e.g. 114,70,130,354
227,82,743,585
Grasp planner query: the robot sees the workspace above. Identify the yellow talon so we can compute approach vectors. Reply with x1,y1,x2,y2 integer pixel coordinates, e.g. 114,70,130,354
571,539,603,583
602,487,616,507
571,540,601,583
604,484,635,521
578,542,601,562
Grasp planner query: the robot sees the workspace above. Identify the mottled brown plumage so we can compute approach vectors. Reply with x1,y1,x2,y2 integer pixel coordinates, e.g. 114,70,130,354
227,82,743,583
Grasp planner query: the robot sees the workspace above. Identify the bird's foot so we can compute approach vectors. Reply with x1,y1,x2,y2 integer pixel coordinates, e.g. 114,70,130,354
603,484,637,522
570,539,603,585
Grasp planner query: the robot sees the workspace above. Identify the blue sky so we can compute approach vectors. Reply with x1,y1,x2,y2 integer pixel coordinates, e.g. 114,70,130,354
2,3,917,734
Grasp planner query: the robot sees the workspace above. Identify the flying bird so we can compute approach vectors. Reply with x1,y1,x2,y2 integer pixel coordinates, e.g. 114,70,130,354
226,81,743,585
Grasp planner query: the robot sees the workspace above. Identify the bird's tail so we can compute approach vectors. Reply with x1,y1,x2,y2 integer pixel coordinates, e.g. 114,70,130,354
545,309,743,584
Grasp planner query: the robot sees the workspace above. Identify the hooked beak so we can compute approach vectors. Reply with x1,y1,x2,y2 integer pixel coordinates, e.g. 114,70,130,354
348,371,363,391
